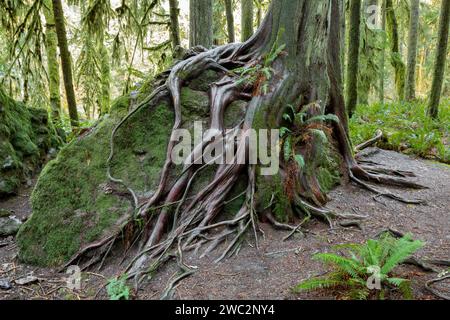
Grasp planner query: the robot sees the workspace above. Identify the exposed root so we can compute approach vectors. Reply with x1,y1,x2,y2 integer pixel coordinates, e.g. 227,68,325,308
425,275,450,300
354,129,383,153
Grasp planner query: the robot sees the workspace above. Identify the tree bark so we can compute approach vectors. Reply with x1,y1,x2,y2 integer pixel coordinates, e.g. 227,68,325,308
379,0,386,104
52,0,78,127
43,0,62,124
405,0,420,101
386,0,405,101
428,0,450,119
225,0,235,43
169,0,181,49
241,0,254,42
99,37,110,116
346,0,362,116
189,0,214,48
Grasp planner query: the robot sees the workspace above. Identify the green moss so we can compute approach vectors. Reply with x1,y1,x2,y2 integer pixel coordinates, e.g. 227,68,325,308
187,70,221,91
0,88,60,197
17,84,212,266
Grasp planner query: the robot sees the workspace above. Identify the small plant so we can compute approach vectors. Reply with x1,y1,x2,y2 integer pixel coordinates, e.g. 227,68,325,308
280,103,339,166
294,234,425,300
106,276,130,300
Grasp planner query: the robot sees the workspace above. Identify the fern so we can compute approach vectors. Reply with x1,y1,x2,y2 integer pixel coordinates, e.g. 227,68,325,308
106,276,130,300
295,234,424,299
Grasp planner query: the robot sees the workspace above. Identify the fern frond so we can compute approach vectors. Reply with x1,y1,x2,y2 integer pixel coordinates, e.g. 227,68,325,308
294,277,342,292
381,236,424,274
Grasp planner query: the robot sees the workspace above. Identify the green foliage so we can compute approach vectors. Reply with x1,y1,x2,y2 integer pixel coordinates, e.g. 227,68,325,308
294,234,425,300
350,99,450,163
106,276,130,300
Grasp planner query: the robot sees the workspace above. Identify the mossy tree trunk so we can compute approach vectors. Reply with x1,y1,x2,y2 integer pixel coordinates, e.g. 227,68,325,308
169,0,181,49
386,0,405,101
52,0,79,127
50,0,423,279
99,34,111,116
43,0,62,125
379,0,386,104
241,0,254,42
358,0,380,105
428,0,450,119
346,0,362,116
225,0,235,43
405,0,420,101
189,0,213,48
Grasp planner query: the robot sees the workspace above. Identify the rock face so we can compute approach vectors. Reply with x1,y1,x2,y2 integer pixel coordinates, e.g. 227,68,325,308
0,209,22,237
0,89,60,197
17,71,248,267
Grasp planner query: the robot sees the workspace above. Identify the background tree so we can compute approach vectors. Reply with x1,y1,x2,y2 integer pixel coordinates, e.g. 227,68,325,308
379,0,386,104
386,0,406,100
189,0,213,48
346,0,362,116
428,0,450,118
225,0,235,43
52,0,79,127
169,0,181,49
241,0,254,41
43,0,62,124
405,0,420,101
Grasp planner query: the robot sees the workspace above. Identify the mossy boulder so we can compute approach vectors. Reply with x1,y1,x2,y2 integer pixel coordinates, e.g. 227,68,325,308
0,89,60,197
17,71,247,267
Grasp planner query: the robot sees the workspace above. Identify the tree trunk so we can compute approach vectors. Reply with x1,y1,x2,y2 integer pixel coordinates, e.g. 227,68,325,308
61,0,424,278
52,0,78,127
358,0,379,105
241,0,254,42
340,0,346,84
43,0,62,124
169,0,181,49
225,0,235,43
99,36,110,116
386,0,405,101
428,0,450,119
189,0,214,48
379,0,386,104
405,0,420,101
346,0,362,116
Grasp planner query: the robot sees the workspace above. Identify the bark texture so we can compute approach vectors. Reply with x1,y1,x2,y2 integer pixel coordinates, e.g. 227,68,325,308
241,0,254,42
346,0,362,116
169,0,181,49
386,0,405,101
52,0,79,127
225,0,235,43
43,0,62,124
428,0,450,118
405,0,420,101
189,0,213,48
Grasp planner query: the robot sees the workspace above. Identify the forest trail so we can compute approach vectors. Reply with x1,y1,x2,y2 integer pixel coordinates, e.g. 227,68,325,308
0,148,449,300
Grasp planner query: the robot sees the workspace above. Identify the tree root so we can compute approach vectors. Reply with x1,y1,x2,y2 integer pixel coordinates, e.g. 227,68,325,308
425,275,450,300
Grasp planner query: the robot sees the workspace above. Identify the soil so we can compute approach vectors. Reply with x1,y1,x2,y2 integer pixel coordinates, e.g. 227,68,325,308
0,148,449,300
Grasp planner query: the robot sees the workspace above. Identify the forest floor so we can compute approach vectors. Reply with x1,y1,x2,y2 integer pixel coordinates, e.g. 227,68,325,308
0,148,449,300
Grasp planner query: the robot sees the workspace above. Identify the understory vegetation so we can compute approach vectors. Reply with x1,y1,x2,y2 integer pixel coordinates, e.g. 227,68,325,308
350,99,450,163
295,233,425,300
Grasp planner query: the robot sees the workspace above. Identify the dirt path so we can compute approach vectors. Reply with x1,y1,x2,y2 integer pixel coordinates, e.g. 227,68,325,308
0,148,449,300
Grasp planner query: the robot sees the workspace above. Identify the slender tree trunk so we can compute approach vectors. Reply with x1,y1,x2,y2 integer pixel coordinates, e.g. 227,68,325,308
225,0,235,43
340,0,346,84
52,0,78,127
189,0,213,48
43,0,62,124
241,0,254,42
346,0,361,117
169,0,181,49
405,0,420,101
379,0,386,104
428,0,450,119
99,35,110,116
256,0,263,27
386,0,405,101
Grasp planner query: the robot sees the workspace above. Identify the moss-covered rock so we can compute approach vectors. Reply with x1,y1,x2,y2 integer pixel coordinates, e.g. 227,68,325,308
16,74,227,266
0,89,60,197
